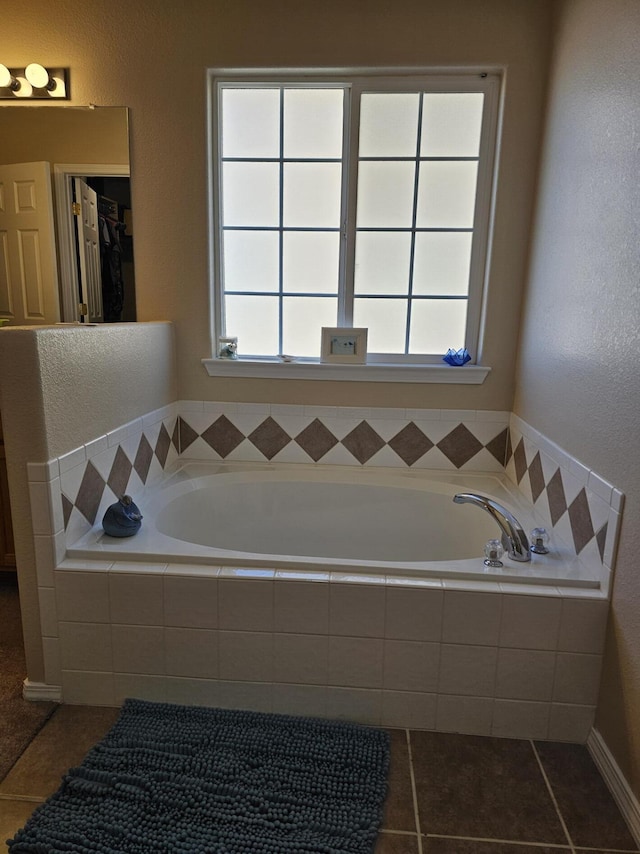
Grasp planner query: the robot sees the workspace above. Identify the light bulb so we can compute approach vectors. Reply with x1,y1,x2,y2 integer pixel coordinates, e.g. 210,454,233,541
0,64,19,91
13,77,33,98
48,76,64,96
484,538,504,568
25,63,50,89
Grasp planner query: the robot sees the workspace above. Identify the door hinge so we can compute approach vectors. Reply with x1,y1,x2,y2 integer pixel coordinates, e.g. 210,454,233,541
72,202,81,216
78,303,88,316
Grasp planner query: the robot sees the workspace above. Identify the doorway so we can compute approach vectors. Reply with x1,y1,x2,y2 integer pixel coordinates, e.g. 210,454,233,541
54,164,136,324
73,176,136,323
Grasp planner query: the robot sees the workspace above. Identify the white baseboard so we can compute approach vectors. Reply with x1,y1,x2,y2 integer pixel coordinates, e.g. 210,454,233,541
22,678,62,702
588,727,640,846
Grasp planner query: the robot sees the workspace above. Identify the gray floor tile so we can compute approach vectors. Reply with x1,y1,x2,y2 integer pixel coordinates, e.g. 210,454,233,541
0,704,119,799
423,840,569,853
0,799,40,851
382,729,416,832
535,741,639,851
411,731,567,844
376,831,420,853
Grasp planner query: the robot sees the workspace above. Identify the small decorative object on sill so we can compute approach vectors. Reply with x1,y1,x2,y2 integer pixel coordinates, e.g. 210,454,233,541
218,336,238,359
320,327,368,364
443,347,471,366
279,354,296,362
102,495,143,538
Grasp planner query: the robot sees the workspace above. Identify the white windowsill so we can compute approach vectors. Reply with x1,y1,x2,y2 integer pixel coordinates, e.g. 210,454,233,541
202,358,491,384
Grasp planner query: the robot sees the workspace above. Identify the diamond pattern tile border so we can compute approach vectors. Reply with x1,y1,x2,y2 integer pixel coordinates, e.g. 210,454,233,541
547,469,568,527
134,435,154,483
61,419,178,529
296,419,339,462
201,415,244,458
388,422,434,466
437,424,483,469
568,489,595,554
108,446,132,499
155,424,172,468
342,421,386,464
485,428,509,467
74,461,105,524
248,417,290,460
507,426,610,563
178,413,509,470
528,452,546,504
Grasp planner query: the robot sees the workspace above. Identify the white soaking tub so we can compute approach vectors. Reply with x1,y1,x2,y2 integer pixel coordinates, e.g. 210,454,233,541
67,462,597,588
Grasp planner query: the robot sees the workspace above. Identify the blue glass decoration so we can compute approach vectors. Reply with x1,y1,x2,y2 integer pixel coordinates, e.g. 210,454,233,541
443,348,471,366
102,495,143,537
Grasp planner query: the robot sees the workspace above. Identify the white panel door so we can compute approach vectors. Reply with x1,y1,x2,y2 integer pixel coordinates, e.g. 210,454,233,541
74,177,103,323
0,161,60,325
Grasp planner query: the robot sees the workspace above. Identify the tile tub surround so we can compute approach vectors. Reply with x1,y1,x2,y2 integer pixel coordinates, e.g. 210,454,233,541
40,403,510,556
27,402,180,560
506,413,624,598
38,402,621,588
25,402,625,739
42,565,609,742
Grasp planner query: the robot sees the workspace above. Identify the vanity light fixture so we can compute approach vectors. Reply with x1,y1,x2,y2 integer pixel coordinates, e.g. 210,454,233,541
0,64,68,99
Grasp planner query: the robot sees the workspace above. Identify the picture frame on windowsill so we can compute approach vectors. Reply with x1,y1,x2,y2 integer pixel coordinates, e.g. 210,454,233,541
320,327,368,364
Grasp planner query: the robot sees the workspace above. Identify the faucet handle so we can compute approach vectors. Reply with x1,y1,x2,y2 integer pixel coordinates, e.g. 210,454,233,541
530,527,549,554
484,538,504,568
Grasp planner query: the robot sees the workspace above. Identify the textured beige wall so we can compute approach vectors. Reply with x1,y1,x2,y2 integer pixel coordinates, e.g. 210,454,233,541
0,323,177,680
514,1,640,798
0,106,129,166
2,0,552,409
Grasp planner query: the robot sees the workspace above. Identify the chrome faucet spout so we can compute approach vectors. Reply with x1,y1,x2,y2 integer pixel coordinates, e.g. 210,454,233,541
453,492,531,562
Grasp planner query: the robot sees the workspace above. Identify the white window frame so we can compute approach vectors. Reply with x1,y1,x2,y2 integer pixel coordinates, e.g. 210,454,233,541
204,68,502,384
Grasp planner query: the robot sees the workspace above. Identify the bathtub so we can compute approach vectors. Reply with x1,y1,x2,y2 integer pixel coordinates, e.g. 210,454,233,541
67,461,597,588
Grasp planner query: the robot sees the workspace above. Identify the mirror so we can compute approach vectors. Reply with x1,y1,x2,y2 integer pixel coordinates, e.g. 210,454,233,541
0,106,134,323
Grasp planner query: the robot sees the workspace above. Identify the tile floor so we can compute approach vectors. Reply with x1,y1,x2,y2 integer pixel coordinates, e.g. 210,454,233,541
1,705,638,854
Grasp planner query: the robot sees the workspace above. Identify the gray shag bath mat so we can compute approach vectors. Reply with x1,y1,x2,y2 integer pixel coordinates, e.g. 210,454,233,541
7,698,390,853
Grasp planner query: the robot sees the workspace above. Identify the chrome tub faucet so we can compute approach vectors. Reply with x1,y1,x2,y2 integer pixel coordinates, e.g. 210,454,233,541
453,493,531,562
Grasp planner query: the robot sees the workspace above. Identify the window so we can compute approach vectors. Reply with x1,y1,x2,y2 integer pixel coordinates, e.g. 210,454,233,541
209,72,501,371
